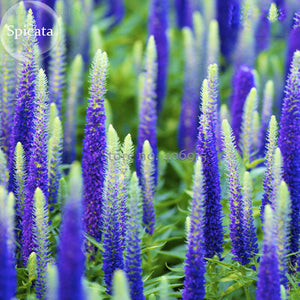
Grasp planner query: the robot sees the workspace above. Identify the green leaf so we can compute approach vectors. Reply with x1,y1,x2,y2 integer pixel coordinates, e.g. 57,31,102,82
220,282,246,297
85,234,104,251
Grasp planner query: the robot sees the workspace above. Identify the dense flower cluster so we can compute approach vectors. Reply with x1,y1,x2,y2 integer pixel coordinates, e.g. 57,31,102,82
22,69,49,263
256,205,281,300
58,162,85,300
8,9,39,193
0,1,299,299
136,36,158,186
149,0,169,112
183,157,206,299
0,187,16,299
178,28,199,153
82,50,108,243
49,17,66,113
196,66,223,258
222,120,249,264
125,173,144,300
278,51,300,264
231,66,255,145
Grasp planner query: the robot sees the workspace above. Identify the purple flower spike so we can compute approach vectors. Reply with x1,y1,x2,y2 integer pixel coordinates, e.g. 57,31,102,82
9,9,39,193
136,36,158,186
196,67,223,259
286,13,300,77
119,134,134,253
0,149,8,187
125,172,145,300
174,0,194,29
242,172,258,260
275,180,290,288
261,116,278,218
217,0,241,62
255,12,271,54
0,187,16,300
222,120,248,264
66,0,92,63
102,125,124,294
141,140,156,235
275,0,286,21
58,162,85,300
22,69,49,264
33,188,51,299
82,49,108,243
106,0,125,28
178,28,199,153
183,157,206,300
63,54,83,164
278,50,300,265
149,0,169,112
259,80,274,153
231,65,255,145
0,24,16,158
48,117,63,209
36,0,55,48
14,142,26,264
256,205,281,300
49,17,66,113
